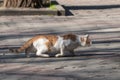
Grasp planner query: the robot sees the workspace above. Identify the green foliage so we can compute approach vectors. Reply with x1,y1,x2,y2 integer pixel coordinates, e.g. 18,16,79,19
49,3,56,10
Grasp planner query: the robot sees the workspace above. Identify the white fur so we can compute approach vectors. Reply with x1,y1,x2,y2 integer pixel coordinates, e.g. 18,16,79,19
33,38,49,57
53,36,63,51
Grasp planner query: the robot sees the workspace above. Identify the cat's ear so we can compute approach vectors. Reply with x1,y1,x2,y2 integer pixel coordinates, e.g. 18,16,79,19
85,34,89,38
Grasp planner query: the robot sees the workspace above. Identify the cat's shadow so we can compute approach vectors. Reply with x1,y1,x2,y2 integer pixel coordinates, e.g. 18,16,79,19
0,52,116,59
0,45,119,60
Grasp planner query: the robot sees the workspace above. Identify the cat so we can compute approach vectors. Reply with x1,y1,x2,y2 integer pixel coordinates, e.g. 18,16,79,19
9,33,92,57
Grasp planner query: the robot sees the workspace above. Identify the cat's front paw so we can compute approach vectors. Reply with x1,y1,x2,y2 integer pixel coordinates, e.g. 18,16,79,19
55,54,64,57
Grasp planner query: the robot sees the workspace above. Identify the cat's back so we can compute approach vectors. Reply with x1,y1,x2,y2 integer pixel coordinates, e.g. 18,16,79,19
31,35,58,48
54,34,78,49
29,35,57,42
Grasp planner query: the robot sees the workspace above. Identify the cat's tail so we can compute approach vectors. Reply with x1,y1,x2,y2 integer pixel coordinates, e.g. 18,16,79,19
9,39,33,53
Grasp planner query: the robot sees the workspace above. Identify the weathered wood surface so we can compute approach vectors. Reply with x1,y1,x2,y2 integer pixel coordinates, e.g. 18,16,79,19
0,0,120,80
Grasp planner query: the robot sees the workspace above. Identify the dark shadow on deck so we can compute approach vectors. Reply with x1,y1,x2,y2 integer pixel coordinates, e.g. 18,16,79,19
63,4,120,15
0,47,120,63
65,5,120,10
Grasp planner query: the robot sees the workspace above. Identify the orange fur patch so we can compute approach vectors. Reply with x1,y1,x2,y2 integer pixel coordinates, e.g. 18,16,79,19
17,35,58,52
44,35,58,51
62,34,77,41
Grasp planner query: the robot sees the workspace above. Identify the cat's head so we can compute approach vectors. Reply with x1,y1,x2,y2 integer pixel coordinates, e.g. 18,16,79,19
80,34,92,47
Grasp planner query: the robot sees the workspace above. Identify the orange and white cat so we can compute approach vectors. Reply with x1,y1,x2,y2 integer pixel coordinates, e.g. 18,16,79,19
9,34,92,57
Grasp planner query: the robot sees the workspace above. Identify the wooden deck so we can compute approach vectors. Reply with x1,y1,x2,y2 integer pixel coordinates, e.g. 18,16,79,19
0,0,120,80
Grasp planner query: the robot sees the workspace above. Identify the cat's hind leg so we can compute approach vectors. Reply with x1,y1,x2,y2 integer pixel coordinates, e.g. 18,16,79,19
36,46,49,58
25,48,30,58
25,46,32,58
25,45,35,58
